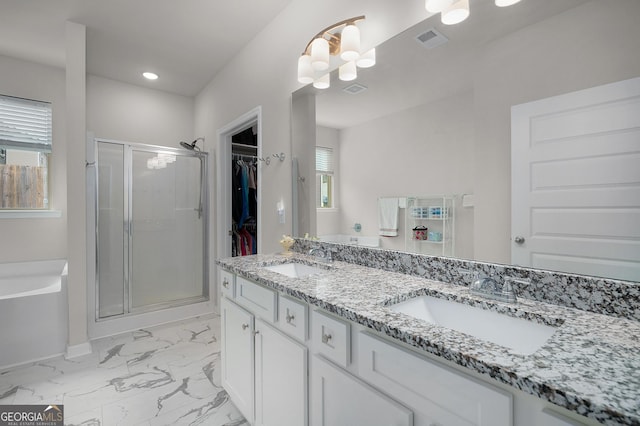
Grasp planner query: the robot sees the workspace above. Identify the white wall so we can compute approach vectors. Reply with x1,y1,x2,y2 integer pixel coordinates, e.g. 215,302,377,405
472,0,640,263
337,91,475,255
0,54,67,262
87,75,194,146
195,0,431,256
1,40,199,348
66,20,88,351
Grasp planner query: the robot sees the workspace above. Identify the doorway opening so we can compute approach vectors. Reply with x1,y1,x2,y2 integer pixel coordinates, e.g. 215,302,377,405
217,107,263,263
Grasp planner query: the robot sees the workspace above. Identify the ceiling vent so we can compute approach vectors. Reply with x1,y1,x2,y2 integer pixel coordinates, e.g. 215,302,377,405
415,28,448,49
343,83,368,95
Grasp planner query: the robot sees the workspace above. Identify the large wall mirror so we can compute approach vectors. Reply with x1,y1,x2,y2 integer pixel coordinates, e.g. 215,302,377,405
291,0,640,283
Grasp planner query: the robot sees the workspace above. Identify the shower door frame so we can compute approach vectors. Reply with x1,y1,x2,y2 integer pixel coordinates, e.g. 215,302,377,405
94,138,209,321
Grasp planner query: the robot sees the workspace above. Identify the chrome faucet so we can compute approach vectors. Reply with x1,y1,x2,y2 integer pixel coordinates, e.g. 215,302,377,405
309,247,332,263
470,275,524,304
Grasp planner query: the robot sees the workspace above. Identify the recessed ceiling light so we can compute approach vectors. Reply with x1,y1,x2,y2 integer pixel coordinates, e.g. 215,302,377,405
143,72,158,80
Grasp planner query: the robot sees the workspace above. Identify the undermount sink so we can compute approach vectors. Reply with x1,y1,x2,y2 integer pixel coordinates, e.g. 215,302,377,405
389,295,558,355
263,262,326,278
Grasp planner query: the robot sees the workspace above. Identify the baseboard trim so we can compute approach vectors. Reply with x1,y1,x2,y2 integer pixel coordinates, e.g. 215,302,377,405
65,342,92,359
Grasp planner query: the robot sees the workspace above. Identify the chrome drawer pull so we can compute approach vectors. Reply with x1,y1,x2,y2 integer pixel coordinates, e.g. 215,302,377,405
222,278,229,289
286,313,295,324
242,323,249,330
322,333,332,344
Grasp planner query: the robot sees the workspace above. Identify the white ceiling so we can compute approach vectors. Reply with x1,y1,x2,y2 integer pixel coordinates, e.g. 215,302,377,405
0,0,293,96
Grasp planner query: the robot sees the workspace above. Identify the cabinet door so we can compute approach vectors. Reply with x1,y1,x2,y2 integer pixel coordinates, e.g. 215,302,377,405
221,297,254,423
310,355,413,426
358,332,511,426
255,319,308,426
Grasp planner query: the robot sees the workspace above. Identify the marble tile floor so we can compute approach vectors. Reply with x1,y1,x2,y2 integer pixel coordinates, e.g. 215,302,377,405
0,314,248,426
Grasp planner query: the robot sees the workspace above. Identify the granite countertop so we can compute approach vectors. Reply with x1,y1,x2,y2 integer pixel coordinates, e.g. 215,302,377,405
217,253,640,426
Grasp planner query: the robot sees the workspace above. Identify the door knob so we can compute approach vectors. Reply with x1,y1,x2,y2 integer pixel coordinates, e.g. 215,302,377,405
514,236,525,244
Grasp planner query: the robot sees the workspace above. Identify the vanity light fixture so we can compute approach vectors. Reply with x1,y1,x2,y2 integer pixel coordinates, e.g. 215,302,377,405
441,0,470,25
142,72,158,80
357,48,376,68
495,0,522,6
313,73,331,89
339,61,358,82
298,16,375,89
425,0,454,13
427,0,523,25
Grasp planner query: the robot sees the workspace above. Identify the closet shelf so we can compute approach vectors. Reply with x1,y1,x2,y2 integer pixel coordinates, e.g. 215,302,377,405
232,142,257,150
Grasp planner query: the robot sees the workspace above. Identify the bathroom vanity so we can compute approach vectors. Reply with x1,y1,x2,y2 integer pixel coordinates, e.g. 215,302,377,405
217,245,640,426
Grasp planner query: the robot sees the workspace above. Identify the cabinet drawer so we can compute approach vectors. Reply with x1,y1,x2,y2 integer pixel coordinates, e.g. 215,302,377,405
278,294,308,342
236,276,277,323
358,332,512,426
312,309,350,367
220,269,235,299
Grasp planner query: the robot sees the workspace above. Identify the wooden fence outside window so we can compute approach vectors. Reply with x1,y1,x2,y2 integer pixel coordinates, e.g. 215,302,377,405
0,164,46,208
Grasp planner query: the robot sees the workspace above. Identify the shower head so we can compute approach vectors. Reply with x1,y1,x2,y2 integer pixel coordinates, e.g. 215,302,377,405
180,137,204,151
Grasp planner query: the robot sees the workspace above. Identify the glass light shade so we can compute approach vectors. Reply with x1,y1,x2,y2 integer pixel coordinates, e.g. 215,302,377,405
356,48,376,68
313,73,330,89
297,55,314,84
425,0,454,13
311,38,330,71
495,0,521,6
339,61,357,81
340,25,361,62
441,0,470,25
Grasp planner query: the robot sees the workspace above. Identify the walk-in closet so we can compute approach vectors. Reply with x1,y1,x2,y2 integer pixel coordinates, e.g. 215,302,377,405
231,126,258,256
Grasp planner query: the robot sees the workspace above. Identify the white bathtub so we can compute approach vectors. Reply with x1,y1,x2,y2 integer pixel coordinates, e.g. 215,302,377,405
0,259,68,369
319,234,380,248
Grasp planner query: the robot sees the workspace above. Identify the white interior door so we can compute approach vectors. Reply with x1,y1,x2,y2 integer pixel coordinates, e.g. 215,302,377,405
511,77,640,282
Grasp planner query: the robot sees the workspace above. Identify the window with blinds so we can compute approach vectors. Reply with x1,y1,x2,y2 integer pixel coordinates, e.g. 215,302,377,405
316,146,334,208
0,95,52,209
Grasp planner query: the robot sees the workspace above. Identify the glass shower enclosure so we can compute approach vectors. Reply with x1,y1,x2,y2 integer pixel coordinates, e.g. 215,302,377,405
95,139,208,319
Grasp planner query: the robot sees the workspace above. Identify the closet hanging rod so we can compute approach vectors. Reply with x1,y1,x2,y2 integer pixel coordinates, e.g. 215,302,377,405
233,153,258,160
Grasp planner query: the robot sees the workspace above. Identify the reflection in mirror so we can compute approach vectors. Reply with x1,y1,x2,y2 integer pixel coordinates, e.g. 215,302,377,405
291,0,640,282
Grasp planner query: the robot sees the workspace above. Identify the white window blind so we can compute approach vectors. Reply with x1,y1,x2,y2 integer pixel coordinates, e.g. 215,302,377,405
0,95,52,153
316,146,334,174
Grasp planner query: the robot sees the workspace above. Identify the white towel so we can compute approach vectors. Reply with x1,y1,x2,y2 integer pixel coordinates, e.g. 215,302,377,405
378,197,399,237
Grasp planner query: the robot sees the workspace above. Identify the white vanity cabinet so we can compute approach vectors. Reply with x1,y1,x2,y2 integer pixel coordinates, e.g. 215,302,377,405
309,309,413,425
221,297,254,422
358,332,512,426
310,354,414,426
220,272,307,426
219,268,595,426
254,318,307,426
